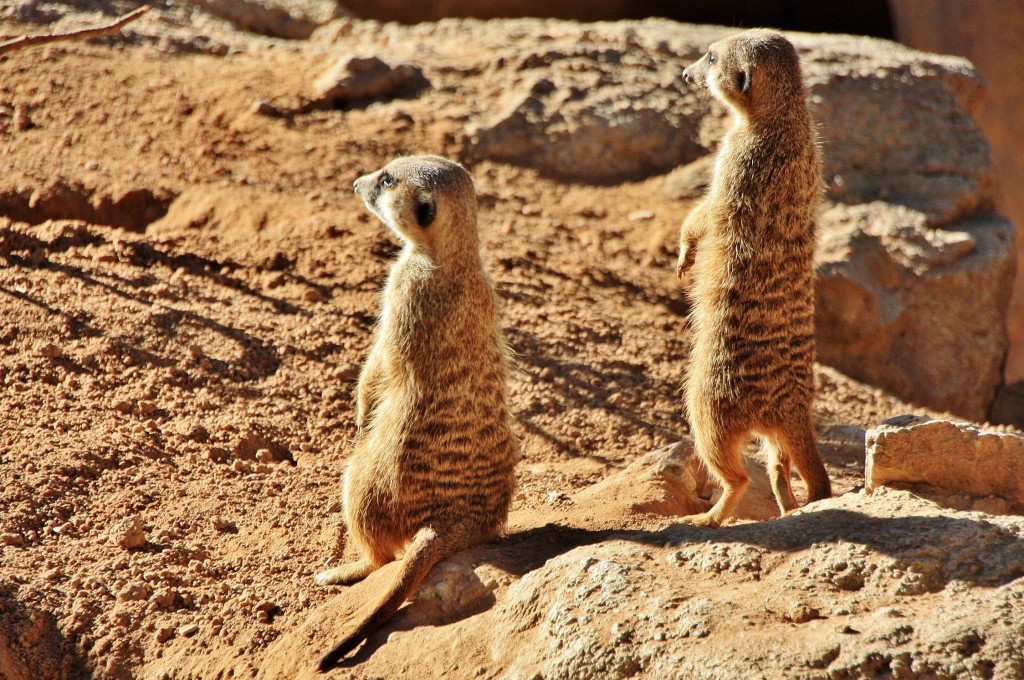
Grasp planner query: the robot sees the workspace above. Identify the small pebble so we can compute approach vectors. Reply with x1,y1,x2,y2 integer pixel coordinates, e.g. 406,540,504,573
627,209,655,221
36,342,62,359
2,532,25,546
113,515,146,550
13,106,31,131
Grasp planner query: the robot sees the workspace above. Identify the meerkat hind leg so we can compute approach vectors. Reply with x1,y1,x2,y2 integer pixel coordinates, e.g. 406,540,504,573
762,432,799,514
681,428,749,528
314,558,379,586
779,414,832,503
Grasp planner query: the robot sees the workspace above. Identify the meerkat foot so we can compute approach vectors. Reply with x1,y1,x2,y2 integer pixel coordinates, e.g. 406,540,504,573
314,558,377,586
680,512,722,528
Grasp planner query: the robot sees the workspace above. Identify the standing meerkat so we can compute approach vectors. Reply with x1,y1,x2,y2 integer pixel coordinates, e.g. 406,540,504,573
314,155,519,670
676,30,832,527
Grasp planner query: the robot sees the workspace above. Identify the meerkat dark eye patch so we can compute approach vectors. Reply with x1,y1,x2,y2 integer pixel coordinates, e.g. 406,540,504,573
415,197,436,228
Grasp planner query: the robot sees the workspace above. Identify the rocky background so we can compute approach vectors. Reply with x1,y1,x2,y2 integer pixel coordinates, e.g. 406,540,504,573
0,2,1021,679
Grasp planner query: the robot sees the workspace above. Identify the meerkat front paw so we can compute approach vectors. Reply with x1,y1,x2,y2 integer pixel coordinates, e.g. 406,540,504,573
676,241,697,280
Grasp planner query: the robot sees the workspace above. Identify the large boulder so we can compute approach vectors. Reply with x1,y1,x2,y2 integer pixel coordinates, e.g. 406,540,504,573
816,203,1015,421
890,0,1024,398
464,26,714,184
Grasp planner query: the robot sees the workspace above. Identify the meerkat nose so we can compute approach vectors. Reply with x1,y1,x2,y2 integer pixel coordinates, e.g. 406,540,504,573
682,68,691,83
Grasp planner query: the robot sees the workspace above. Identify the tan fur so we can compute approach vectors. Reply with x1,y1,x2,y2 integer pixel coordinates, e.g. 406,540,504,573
314,155,519,670
676,30,832,527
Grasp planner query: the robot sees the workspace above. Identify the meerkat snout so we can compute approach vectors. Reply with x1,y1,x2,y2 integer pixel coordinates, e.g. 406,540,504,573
353,172,380,202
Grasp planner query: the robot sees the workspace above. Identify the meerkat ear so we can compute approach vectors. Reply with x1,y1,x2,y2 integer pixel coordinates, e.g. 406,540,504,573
737,64,752,95
414,195,436,228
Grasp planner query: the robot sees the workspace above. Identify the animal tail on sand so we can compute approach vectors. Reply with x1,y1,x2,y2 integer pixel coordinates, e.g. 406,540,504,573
319,526,456,671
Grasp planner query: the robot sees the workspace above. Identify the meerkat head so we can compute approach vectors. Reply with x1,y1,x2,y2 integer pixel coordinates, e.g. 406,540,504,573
682,29,804,121
353,155,478,259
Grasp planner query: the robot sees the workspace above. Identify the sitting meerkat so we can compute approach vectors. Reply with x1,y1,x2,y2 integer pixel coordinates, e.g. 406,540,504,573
314,155,519,670
676,29,832,527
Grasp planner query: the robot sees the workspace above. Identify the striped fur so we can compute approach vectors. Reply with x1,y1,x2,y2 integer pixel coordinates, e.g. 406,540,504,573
677,30,832,527
315,156,518,669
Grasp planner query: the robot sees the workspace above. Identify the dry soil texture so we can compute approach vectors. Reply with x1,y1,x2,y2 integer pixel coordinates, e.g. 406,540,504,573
0,6,1021,680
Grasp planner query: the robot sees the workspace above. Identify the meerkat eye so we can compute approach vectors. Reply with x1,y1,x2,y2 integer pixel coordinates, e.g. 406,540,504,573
708,52,717,64
379,173,395,188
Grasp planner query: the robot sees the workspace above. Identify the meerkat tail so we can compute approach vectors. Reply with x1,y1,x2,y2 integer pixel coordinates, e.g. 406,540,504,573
318,526,451,672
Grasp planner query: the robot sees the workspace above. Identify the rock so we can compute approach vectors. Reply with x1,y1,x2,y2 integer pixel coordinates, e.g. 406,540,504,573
255,600,277,623
571,440,784,524
13,105,32,132
179,623,200,637
190,0,329,40
798,35,993,227
466,29,709,183
2,532,25,546
816,204,1014,421
405,554,494,626
571,441,708,518
152,587,179,610
664,155,713,201
35,342,62,359
890,0,1024,386
865,416,1024,507
312,55,427,107
116,583,150,602
991,380,1024,429
112,515,146,550
487,491,1024,680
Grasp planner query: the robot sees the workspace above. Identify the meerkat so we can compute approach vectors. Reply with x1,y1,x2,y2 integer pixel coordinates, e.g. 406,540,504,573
313,155,519,670
675,29,832,527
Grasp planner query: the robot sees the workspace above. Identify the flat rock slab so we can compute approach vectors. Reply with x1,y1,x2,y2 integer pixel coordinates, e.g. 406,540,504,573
866,416,1024,508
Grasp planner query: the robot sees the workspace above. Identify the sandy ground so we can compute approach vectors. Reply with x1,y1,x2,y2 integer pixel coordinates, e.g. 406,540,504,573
0,14,1018,679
